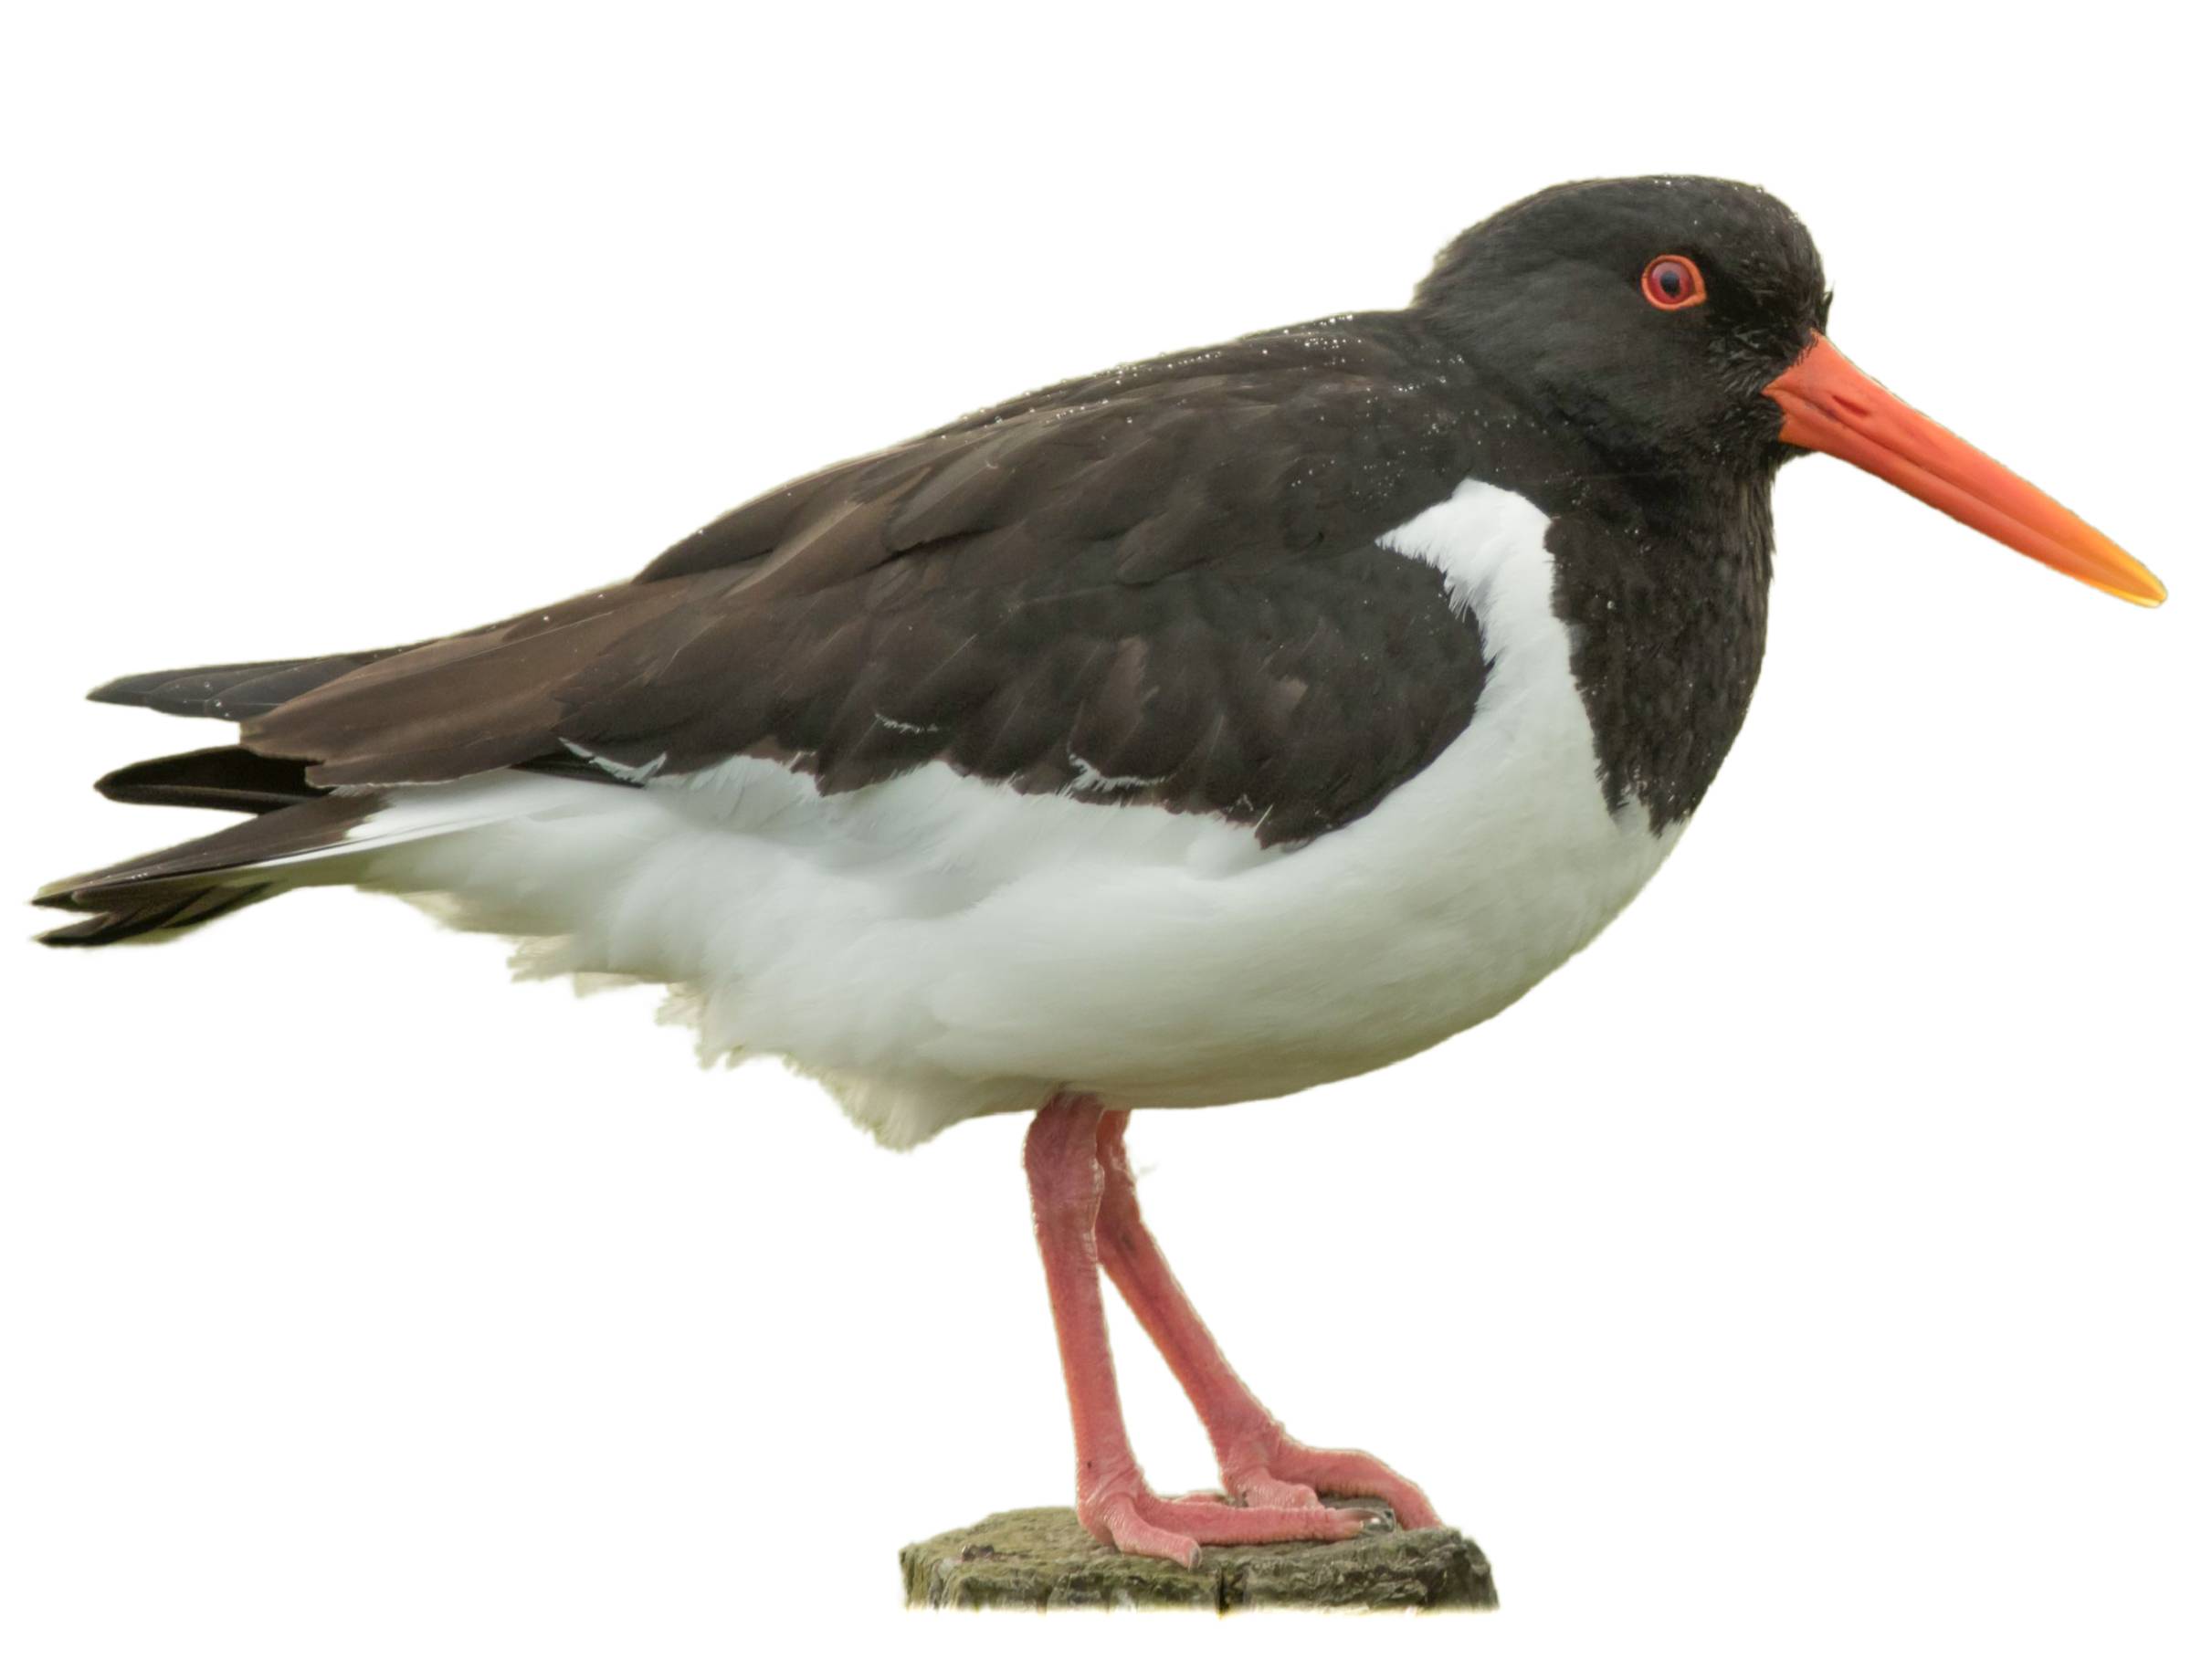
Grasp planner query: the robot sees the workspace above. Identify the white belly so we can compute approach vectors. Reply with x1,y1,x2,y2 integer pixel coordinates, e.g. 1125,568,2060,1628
364,479,1680,1146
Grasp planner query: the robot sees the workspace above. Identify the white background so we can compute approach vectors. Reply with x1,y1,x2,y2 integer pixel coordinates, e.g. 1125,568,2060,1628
4,5,2206,1655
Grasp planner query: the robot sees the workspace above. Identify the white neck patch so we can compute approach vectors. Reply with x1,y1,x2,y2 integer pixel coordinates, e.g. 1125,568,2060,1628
1378,477,1558,631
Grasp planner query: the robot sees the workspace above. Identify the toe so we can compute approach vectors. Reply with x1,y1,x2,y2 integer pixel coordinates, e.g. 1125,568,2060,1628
1231,1473,1322,1509
1272,1445,1442,1530
1082,1491,1201,1567
1141,1494,1365,1547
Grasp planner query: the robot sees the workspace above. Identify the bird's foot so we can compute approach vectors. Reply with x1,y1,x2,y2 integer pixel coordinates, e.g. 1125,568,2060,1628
1217,1425,1443,1531
1078,1472,1368,1568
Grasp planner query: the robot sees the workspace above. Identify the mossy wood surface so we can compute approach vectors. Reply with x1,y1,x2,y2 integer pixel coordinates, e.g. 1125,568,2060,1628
901,1500,1495,1612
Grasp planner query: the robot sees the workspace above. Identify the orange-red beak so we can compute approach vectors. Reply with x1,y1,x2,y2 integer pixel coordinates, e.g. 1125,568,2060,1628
1764,334,2165,607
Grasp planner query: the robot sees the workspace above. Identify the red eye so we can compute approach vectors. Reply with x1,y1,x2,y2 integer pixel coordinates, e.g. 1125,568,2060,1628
1641,255,1707,310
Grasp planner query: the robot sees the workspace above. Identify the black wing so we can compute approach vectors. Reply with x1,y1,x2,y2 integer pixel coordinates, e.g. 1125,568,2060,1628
111,315,1495,847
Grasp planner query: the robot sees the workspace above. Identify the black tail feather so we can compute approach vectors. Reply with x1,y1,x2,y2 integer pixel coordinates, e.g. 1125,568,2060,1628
35,793,379,949
90,649,405,722
97,746,323,815
45,646,411,949
37,881,275,947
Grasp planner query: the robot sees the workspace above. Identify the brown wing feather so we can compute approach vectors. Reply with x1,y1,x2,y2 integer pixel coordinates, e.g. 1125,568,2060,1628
129,315,1498,846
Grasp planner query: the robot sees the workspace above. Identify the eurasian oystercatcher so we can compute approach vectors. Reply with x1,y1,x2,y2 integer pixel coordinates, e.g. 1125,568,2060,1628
36,175,2165,1565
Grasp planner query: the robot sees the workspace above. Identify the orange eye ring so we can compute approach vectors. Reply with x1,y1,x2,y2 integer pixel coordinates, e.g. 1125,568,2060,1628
1641,254,1707,310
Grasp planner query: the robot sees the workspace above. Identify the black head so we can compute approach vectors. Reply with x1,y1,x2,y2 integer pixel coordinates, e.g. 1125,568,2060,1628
1413,175,1829,478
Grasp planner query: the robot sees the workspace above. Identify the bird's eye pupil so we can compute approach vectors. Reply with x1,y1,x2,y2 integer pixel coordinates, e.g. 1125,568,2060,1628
1640,254,1708,310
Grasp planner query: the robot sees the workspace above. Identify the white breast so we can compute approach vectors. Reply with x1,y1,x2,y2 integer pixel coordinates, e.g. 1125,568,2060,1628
364,479,1681,1146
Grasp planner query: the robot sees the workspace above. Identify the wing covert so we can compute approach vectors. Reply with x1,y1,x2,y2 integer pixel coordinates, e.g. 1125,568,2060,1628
242,315,1496,845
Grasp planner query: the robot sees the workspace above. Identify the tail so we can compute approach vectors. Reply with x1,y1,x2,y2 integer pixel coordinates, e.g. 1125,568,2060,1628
41,641,630,949
36,650,400,947
36,748,381,946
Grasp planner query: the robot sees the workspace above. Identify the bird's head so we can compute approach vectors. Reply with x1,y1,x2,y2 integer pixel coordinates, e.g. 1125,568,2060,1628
1414,174,2165,606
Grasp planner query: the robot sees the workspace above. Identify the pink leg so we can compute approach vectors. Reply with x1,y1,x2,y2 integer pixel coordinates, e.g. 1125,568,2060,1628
1025,1097,1366,1565
1093,1109,1442,1530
